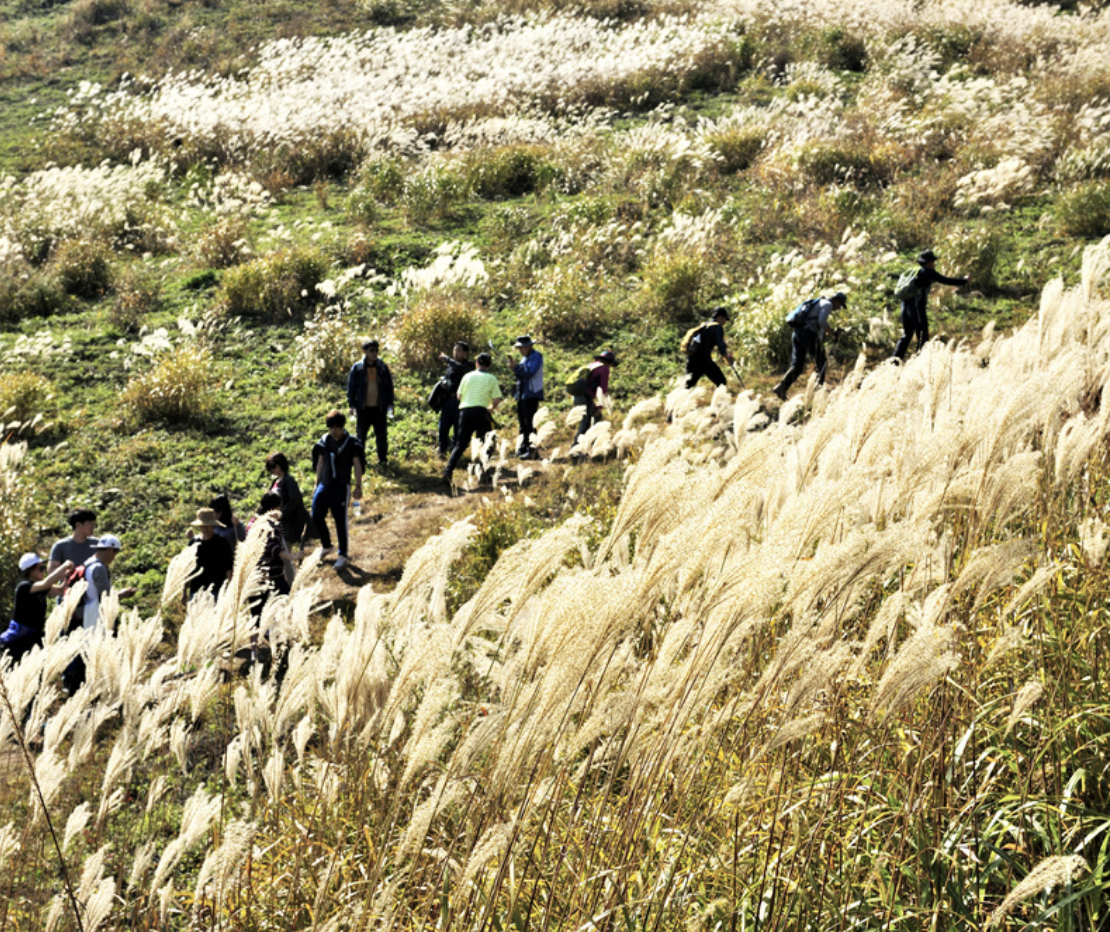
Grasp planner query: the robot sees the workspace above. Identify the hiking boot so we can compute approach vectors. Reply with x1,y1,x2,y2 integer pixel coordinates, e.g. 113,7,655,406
773,383,787,401
334,555,348,569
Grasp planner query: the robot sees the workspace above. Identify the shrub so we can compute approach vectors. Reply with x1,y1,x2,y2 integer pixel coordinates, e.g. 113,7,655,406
0,255,67,323
0,371,55,423
66,0,130,43
194,216,253,269
292,305,359,384
109,267,162,332
640,250,709,323
1056,183,1110,239
401,164,470,225
704,126,764,175
525,262,609,344
120,344,219,424
815,26,867,72
463,145,559,200
394,292,488,372
219,247,330,319
941,226,999,292
795,141,875,187
52,238,113,298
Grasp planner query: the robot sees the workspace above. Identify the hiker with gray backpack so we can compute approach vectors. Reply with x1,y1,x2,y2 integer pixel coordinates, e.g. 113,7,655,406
773,292,847,400
892,249,970,361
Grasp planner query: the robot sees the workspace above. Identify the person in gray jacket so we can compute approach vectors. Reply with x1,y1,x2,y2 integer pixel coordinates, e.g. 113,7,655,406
773,292,847,400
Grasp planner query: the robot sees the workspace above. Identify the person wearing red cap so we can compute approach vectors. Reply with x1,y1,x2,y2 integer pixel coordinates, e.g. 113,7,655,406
572,350,618,448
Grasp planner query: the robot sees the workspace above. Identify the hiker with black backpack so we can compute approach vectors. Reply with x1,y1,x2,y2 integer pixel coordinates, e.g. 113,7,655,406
569,350,617,448
892,249,970,361
682,307,734,390
773,292,847,400
433,341,475,459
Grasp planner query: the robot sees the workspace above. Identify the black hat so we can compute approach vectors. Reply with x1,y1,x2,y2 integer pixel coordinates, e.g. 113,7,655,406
832,292,848,306
918,249,937,265
596,350,617,365
711,306,730,321
513,335,534,348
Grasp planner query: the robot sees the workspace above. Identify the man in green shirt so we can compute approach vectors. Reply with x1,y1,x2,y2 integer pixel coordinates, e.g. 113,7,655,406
443,352,502,489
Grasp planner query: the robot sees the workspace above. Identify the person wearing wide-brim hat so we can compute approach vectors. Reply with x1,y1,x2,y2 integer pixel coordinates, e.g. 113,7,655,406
507,334,544,460
892,249,970,361
572,350,618,449
184,507,234,602
683,307,735,390
0,552,74,663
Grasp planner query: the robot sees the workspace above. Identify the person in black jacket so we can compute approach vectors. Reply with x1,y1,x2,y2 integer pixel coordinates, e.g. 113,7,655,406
437,341,475,458
0,553,73,664
346,339,395,467
893,249,970,361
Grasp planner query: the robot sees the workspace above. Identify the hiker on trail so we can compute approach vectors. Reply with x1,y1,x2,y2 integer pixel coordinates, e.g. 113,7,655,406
443,352,502,488
892,249,970,361
47,508,98,574
265,452,312,550
507,335,544,460
209,494,246,554
311,410,366,570
571,350,618,448
0,553,73,664
773,292,847,400
246,492,292,619
63,534,134,694
183,508,234,603
347,338,395,469
436,341,475,458
683,307,735,390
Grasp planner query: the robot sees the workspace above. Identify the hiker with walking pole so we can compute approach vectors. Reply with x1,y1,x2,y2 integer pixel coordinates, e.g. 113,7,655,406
891,249,970,361
773,292,847,401
682,307,735,389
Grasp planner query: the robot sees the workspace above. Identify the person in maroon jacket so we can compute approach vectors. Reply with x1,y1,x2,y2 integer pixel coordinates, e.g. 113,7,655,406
573,350,618,447
893,249,970,360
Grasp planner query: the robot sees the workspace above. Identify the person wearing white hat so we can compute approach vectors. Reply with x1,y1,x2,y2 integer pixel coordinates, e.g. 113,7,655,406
0,553,74,663
63,534,135,694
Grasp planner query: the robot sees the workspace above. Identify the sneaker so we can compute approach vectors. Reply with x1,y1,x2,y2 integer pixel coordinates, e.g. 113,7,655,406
334,555,348,569
319,545,336,556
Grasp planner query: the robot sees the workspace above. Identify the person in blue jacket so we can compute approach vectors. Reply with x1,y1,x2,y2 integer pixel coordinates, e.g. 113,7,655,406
347,339,395,467
507,335,544,460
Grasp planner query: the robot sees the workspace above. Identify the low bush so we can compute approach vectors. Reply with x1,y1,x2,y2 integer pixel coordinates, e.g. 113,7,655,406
640,250,709,323
109,267,162,332
292,305,359,384
814,26,867,72
194,216,253,269
0,371,56,423
0,258,67,323
795,140,876,187
941,226,1000,292
52,238,114,298
219,246,330,319
394,292,488,372
1056,182,1110,239
463,145,559,200
120,344,219,424
526,261,610,344
401,164,470,225
704,126,765,175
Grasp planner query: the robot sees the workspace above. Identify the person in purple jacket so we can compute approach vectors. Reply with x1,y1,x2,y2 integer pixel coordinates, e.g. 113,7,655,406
892,249,970,361
573,350,617,446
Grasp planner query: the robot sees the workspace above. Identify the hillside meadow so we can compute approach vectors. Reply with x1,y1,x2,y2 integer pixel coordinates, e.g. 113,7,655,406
1,0,1110,928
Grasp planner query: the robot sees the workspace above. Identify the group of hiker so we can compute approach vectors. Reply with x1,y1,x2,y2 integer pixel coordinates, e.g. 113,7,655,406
1,247,966,676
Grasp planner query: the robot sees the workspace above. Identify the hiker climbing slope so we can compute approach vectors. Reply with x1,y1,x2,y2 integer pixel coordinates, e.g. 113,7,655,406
683,307,734,389
892,249,970,361
773,292,847,400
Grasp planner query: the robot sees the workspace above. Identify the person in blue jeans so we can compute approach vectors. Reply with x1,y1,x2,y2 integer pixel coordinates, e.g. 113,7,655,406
310,410,366,570
507,334,544,460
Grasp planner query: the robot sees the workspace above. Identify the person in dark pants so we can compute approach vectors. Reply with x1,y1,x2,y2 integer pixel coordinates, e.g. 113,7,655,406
0,553,73,664
774,292,847,400
507,335,544,460
573,350,617,447
265,452,312,549
684,307,735,389
182,508,234,602
892,249,970,360
311,410,366,570
443,352,502,487
347,339,395,467
437,341,475,458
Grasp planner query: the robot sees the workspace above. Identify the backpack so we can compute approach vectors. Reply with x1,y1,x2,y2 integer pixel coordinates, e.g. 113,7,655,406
427,378,451,413
565,364,591,396
785,298,819,329
893,268,922,301
680,323,709,355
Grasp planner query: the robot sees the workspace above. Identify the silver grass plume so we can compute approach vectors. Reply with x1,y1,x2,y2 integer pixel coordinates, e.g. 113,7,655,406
871,618,959,719
1005,679,1046,735
194,819,256,909
0,822,19,873
986,855,1088,928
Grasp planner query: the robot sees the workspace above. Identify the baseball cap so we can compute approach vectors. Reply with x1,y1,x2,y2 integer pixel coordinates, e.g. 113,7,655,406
96,534,122,551
18,552,43,572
